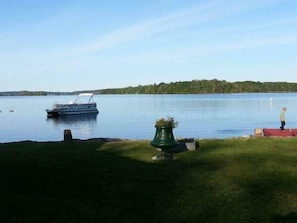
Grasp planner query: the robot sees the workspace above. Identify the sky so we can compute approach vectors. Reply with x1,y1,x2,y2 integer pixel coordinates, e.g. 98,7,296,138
0,0,297,91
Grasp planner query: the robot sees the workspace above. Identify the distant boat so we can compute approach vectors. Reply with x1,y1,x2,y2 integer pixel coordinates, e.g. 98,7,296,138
46,93,99,117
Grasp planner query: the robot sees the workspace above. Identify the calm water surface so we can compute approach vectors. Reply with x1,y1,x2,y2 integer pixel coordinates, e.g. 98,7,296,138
1,93,297,143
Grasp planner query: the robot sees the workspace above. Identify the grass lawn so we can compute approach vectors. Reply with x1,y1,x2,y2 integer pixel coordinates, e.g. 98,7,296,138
0,138,297,223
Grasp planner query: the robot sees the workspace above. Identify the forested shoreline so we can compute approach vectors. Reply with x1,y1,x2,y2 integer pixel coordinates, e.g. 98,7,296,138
2,79,297,96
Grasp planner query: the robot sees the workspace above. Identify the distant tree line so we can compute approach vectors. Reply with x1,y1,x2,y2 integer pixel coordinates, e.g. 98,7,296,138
96,79,297,94
1,79,297,96
0,91,71,96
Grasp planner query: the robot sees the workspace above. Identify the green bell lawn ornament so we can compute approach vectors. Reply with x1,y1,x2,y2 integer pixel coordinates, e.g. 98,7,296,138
150,117,178,159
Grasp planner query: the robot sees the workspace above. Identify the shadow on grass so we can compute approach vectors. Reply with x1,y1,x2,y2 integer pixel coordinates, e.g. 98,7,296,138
0,139,296,223
0,141,187,222
270,212,297,223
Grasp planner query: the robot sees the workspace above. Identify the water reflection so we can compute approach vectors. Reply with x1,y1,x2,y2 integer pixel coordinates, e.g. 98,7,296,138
46,113,99,139
47,113,98,125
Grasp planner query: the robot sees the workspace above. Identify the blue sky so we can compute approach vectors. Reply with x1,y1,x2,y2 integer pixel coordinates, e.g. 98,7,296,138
0,0,296,91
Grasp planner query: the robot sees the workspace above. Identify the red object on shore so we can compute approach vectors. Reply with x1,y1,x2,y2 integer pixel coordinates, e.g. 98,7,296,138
263,128,297,137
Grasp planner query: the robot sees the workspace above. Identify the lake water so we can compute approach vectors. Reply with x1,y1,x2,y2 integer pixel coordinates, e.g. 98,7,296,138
1,93,297,143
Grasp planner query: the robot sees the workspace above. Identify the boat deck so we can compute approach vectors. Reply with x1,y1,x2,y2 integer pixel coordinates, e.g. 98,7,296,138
262,128,297,137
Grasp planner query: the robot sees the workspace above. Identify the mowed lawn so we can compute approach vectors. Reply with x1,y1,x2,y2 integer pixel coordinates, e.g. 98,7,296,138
0,138,297,223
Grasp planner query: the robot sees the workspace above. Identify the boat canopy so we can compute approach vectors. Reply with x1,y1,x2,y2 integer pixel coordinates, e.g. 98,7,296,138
74,93,95,103
78,93,94,97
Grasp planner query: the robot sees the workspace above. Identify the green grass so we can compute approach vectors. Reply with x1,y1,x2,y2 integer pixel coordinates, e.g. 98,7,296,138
0,138,297,223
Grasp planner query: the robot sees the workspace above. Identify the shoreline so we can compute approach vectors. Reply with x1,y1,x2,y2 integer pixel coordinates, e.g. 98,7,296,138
0,137,126,145
2,129,297,145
